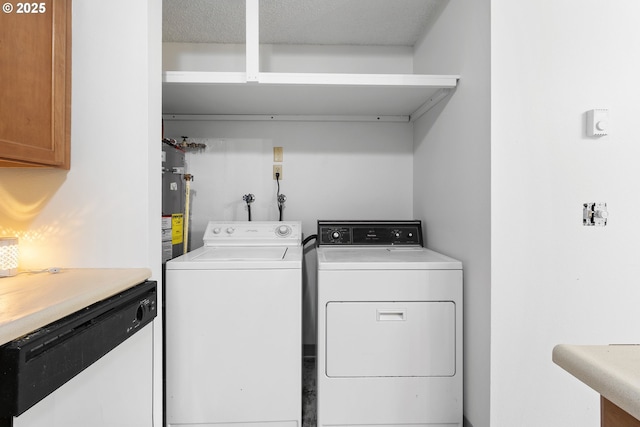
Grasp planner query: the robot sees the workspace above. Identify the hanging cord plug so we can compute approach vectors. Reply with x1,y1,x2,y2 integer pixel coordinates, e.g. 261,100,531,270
277,194,287,221
275,172,286,221
242,193,255,221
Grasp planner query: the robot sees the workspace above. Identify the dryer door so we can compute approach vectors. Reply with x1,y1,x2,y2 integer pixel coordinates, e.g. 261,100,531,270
325,301,456,377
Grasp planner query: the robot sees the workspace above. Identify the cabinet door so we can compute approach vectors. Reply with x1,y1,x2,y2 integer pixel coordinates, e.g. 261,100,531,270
0,0,71,169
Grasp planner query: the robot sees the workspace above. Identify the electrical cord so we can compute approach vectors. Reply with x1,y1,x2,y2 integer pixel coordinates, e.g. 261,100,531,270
276,172,286,221
17,267,61,275
302,234,317,246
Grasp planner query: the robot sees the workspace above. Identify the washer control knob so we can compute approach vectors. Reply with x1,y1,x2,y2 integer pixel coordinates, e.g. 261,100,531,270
213,227,221,234
226,227,235,234
392,230,401,238
276,225,292,237
331,231,341,240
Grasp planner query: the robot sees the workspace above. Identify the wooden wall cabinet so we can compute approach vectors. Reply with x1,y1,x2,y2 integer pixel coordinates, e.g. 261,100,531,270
0,0,71,169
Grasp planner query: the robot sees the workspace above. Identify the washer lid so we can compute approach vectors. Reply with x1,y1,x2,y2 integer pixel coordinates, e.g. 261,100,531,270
166,245,302,269
317,247,461,270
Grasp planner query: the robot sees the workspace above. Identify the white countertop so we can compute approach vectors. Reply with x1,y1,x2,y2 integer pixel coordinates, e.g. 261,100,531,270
553,344,640,420
0,268,152,346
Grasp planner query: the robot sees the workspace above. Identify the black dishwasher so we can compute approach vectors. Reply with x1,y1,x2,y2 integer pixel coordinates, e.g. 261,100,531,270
0,280,156,425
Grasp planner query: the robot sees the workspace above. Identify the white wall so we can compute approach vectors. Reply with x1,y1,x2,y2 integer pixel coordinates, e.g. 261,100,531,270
492,1,640,426
412,1,491,427
163,42,414,74
0,0,162,424
163,119,415,343
146,1,163,425
163,121,414,245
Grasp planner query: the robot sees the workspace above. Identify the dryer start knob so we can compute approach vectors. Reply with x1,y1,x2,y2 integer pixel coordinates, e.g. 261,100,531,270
226,227,235,234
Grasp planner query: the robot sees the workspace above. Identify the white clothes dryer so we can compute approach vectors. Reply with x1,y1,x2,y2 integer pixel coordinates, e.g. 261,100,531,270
165,221,302,427
316,220,463,427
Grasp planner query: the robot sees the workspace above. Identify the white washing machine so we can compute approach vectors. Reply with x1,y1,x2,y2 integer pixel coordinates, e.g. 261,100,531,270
165,221,302,427
316,220,463,427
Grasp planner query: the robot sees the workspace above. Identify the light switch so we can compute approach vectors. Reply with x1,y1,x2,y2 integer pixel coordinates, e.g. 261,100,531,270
586,109,609,137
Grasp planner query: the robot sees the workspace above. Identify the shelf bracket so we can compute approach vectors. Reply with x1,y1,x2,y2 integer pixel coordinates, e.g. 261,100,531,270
410,88,453,122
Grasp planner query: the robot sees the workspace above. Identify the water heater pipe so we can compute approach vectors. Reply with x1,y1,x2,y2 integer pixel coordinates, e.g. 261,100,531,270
183,174,193,254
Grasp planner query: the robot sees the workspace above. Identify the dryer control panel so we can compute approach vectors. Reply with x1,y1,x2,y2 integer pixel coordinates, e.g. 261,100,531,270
317,220,423,246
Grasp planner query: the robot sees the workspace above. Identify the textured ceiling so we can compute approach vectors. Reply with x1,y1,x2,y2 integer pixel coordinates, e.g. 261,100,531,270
163,0,446,46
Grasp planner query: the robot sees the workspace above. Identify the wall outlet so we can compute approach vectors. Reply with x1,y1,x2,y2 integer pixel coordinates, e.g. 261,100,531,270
273,164,283,180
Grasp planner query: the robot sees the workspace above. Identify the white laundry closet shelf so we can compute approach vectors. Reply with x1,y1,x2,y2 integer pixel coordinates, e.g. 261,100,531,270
162,71,458,121
162,1,460,122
